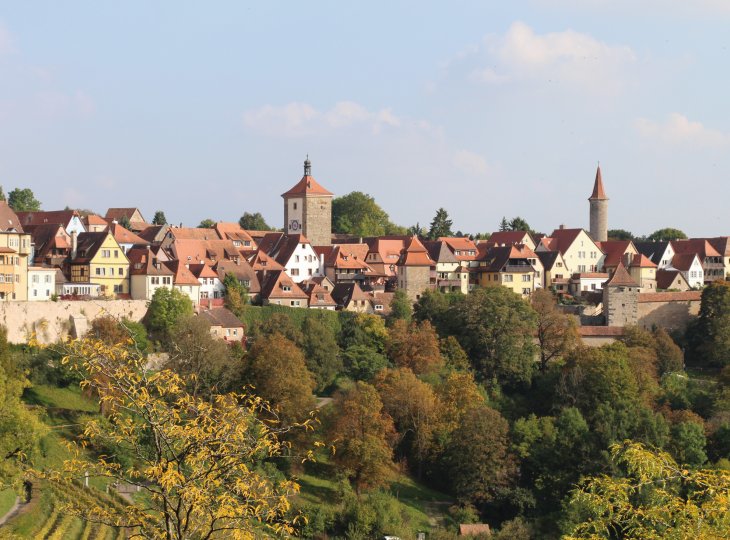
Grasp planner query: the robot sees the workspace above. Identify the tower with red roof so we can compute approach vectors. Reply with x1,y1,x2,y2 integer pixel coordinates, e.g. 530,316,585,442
282,157,333,247
589,164,609,243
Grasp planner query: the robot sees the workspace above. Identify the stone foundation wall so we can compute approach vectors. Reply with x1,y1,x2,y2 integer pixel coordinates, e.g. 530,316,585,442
0,300,149,344
637,297,700,332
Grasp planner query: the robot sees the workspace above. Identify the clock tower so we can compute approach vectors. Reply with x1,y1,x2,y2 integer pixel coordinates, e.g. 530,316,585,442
282,157,333,246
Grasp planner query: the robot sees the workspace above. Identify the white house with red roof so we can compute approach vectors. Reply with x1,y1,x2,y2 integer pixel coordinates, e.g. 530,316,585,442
256,232,322,284
537,227,604,276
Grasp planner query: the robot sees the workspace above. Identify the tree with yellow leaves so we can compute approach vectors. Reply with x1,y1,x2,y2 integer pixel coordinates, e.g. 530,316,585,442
563,441,730,539
39,337,313,540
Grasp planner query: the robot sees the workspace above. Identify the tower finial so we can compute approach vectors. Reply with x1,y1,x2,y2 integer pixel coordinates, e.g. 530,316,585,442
304,155,311,176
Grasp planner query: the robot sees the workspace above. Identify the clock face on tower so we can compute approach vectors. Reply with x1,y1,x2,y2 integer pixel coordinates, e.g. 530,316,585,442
289,219,301,232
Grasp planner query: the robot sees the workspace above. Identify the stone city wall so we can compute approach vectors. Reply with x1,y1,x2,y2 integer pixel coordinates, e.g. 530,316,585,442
0,300,149,344
637,292,701,332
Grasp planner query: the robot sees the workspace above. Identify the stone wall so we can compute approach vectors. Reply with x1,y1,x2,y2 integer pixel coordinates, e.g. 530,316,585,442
0,299,149,344
604,285,639,326
304,196,332,247
637,291,701,332
401,266,431,303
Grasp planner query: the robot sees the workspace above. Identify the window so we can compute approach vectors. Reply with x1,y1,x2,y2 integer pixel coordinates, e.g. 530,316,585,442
522,274,530,282
33,289,37,297
32,275,39,283
522,288,531,295
578,265,586,272
283,285,292,292
114,250,119,258
291,268,300,276
504,274,513,282
45,275,51,283
293,202,297,210
102,249,111,258
110,268,115,276
96,267,105,276
114,284,123,293
308,268,313,276
374,304,383,311
119,268,124,276
292,300,300,307
295,255,300,262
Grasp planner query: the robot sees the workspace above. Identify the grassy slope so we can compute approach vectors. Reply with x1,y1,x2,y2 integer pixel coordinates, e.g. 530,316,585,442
0,488,16,519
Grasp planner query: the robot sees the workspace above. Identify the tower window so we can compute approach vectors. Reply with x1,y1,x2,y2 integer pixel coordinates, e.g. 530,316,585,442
293,202,297,210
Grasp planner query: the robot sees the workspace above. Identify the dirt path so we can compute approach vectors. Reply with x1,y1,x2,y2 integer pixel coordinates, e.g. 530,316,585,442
424,500,451,527
0,497,22,527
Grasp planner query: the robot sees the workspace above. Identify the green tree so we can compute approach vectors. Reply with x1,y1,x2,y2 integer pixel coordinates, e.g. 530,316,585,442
669,420,707,467
563,441,730,540
508,216,532,232
386,289,412,326
8,187,41,211
654,328,684,375
332,192,400,237
532,288,578,372
450,287,537,386
442,403,515,505
499,217,509,232
152,210,167,225
246,333,316,426
342,345,388,381
338,312,388,353
144,287,194,338
687,280,730,367
119,215,132,229
439,336,470,371
198,218,216,229
166,315,239,398
239,211,271,231
607,228,633,240
90,315,149,353
327,382,395,493
406,222,424,237
0,186,5,201
428,208,454,239
647,227,688,241
301,314,342,393
223,272,249,317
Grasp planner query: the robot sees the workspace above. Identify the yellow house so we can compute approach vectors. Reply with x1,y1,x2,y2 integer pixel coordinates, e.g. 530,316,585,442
69,231,130,297
475,244,542,298
0,202,32,301
537,228,605,276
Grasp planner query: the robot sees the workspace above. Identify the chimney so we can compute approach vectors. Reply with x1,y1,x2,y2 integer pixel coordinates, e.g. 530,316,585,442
559,224,565,230
71,230,78,259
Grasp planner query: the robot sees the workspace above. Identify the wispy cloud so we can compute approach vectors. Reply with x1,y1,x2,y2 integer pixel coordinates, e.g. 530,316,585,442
243,101,400,137
453,149,490,176
635,113,730,148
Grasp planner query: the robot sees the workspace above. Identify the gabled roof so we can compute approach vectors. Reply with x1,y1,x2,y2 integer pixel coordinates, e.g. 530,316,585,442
258,233,312,266
670,253,700,272
605,261,638,287
137,224,169,243
423,240,459,264
484,231,535,248
671,239,721,259
547,228,599,255
398,236,434,266
105,207,146,223
72,232,114,263
259,270,308,300
589,165,608,200
169,238,243,265
634,241,671,266
213,222,256,246
708,237,730,257
628,253,657,269
127,246,174,276
536,250,560,271
199,308,244,329
108,222,149,246
84,214,108,227
0,201,23,232
598,240,635,266
302,282,337,307
214,259,260,294
247,250,285,272
17,210,79,229
188,263,218,279
315,243,371,270
656,269,689,290
331,282,369,307
167,227,220,241
164,260,200,286
26,224,70,260
478,244,538,272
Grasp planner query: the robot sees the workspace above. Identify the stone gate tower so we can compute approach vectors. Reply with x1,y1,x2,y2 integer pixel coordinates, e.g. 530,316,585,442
589,164,608,242
282,157,333,246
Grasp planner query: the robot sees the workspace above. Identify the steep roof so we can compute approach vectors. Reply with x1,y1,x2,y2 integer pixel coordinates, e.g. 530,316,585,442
127,246,174,276
589,164,608,200
259,270,308,300
605,261,638,287
629,253,657,269
670,253,700,272
17,210,79,229
199,308,244,329
423,240,459,264
398,236,434,266
302,282,337,307
536,250,560,271
108,222,149,246
634,241,671,266
164,260,200,286
188,263,218,279
671,239,721,259
547,228,597,255
84,214,108,227
247,250,284,272
708,237,730,257
479,244,538,272
0,201,23,232
213,222,256,246
26,224,70,260
282,159,333,197
105,207,146,223
485,231,535,248
72,232,112,262
214,259,260,294
258,233,312,266
656,269,689,290
598,240,634,266
331,282,369,307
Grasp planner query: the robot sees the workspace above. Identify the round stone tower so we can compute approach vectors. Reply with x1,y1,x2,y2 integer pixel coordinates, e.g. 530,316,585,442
588,164,608,242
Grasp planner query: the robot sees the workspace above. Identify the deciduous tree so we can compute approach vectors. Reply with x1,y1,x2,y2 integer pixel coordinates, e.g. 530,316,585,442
223,273,248,317
687,280,730,367
386,319,443,375
301,314,342,392
327,382,395,493
144,287,194,338
332,192,401,237
238,211,270,231
647,227,687,241
42,337,308,539
386,289,412,326
531,288,578,371
7,187,41,211
198,218,216,229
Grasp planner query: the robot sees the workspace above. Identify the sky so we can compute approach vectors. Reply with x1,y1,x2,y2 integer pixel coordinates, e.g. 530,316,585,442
0,1,729,237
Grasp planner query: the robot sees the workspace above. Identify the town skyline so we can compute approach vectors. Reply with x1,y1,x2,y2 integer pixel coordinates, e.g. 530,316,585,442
1,2,730,236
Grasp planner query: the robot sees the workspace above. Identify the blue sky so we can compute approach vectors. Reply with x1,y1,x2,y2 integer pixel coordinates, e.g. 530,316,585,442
1,1,729,236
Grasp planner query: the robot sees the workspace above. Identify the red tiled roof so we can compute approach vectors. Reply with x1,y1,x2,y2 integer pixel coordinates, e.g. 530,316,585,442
248,250,285,272
259,270,308,300
589,165,608,200
199,307,244,329
672,239,721,259
656,269,687,290
85,214,108,226
0,201,23,232
398,236,434,266
164,260,200,286
670,253,699,272
109,222,149,246
484,231,534,247
17,210,79,229
282,176,333,197
605,262,638,287
629,253,657,268
546,228,594,255
127,247,174,276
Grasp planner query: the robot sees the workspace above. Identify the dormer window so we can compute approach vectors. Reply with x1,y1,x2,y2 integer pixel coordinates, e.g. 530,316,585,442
282,285,291,292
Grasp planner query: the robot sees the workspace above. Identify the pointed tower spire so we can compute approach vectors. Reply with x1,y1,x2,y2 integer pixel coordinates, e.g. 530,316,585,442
589,163,608,200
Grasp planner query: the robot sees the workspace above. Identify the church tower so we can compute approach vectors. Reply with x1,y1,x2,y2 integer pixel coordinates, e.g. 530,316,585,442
282,157,333,246
588,164,608,242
